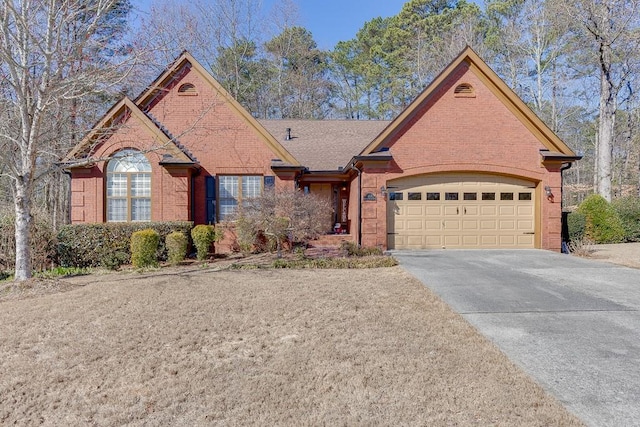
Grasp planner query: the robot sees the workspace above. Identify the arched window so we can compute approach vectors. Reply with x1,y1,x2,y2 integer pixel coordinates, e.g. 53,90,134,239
106,149,152,222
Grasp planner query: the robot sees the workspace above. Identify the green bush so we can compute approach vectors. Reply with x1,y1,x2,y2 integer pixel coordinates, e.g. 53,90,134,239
567,211,587,242
166,231,188,265
0,208,57,274
577,194,625,243
191,224,221,261
131,229,160,268
57,222,192,268
612,196,640,242
340,241,384,257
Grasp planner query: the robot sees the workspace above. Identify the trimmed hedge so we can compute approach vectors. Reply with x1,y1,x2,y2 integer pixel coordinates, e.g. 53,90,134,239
612,196,640,242
166,231,188,265
191,224,221,261
131,229,160,268
567,211,587,242
576,195,625,244
57,222,193,269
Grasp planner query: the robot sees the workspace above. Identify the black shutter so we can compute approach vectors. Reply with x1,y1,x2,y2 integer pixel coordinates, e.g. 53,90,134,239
264,176,275,189
205,176,216,224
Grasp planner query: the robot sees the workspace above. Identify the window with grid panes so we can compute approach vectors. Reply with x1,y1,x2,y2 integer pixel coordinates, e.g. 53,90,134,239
218,176,262,220
106,150,152,222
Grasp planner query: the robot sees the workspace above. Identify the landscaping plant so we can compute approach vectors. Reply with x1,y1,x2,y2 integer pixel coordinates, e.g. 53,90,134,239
166,231,188,265
576,194,625,243
611,195,640,242
191,225,221,261
130,229,160,268
230,188,333,256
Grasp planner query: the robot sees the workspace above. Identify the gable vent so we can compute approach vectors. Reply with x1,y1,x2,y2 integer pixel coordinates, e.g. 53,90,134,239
454,83,475,97
178,83,197,95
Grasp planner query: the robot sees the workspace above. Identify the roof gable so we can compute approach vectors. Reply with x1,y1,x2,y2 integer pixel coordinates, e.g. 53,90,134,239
135,51,299,166
63,97,193,164
360,46,577,158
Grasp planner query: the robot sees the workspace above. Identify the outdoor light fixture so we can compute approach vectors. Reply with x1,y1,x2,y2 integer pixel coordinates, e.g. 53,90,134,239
544,185,554,202
380,185,387,198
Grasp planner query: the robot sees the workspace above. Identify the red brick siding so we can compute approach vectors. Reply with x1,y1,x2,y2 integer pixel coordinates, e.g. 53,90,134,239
360,64,563,251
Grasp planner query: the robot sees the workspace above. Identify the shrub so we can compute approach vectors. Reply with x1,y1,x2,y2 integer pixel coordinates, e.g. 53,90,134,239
229,188,333,255
340,241,383,257
567,211,587,242
166,231,188,265
577,194,625,243
0,208,57,274
57,222,192,268
612,196,640,242
191,224,221,261
131,229,160,268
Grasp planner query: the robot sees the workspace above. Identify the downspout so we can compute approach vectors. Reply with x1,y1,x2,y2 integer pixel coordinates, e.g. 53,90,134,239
351,163,362,247
560,162,573,253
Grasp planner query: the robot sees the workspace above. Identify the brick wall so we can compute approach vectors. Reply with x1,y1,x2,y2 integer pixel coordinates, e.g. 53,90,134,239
359,63,564,251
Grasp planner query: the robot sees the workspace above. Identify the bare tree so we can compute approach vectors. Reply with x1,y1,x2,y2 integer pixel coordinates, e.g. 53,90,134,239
562,0,640,201
0,0,136,280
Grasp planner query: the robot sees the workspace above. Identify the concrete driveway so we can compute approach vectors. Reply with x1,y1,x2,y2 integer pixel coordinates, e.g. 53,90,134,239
393,249,640,427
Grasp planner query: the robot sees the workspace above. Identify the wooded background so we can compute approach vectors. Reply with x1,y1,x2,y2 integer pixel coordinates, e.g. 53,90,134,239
1,0,640,278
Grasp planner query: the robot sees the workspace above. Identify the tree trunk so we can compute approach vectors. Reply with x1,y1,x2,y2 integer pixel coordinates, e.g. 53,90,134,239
13,178,32,281
596,43,616,202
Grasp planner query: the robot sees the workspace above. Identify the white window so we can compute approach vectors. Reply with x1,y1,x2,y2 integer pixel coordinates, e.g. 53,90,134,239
218,175,262,221
106,149,152,222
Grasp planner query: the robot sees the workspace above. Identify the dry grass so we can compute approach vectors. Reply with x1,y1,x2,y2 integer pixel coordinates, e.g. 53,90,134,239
0,267,583,426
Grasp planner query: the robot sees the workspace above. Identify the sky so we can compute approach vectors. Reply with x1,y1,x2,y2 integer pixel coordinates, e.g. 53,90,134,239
132,0,409,50
279,0,408,49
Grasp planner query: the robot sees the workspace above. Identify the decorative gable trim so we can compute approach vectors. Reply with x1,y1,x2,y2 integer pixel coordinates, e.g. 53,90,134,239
62,97,194,167
360,46,577,159
135,51,300,167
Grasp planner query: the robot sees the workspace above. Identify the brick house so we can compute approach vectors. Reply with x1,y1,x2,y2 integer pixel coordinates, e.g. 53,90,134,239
63,47,580,251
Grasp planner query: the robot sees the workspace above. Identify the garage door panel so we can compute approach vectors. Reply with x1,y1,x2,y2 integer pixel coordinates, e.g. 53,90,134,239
407,220,424,230
499,220,516,230
425,206,442,216
517,206,534,215
463,220,478,230
425,220,441,230
481,235,498,245
499,205,515,215
387,174,536,250
443,206,459,216
425,235,442,246
406,206,423,216
463,235,479,246
407,235,424,246
480,206,497,215
464,206,479,215
443,220,461,230
517,220,534,230
444,235,462,246
518,235,535,245
480,220,497,230
499,235,516,245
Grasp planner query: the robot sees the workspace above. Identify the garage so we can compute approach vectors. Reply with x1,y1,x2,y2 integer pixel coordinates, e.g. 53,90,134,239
387,174,537,249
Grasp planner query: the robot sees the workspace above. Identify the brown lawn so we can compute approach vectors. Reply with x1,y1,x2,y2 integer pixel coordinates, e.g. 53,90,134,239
0,266,584,426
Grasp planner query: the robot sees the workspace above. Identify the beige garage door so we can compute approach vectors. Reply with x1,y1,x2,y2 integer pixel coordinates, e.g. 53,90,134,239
387,174,536,249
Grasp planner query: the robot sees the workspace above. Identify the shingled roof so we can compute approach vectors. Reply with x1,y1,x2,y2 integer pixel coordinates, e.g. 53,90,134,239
259,120,391,171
